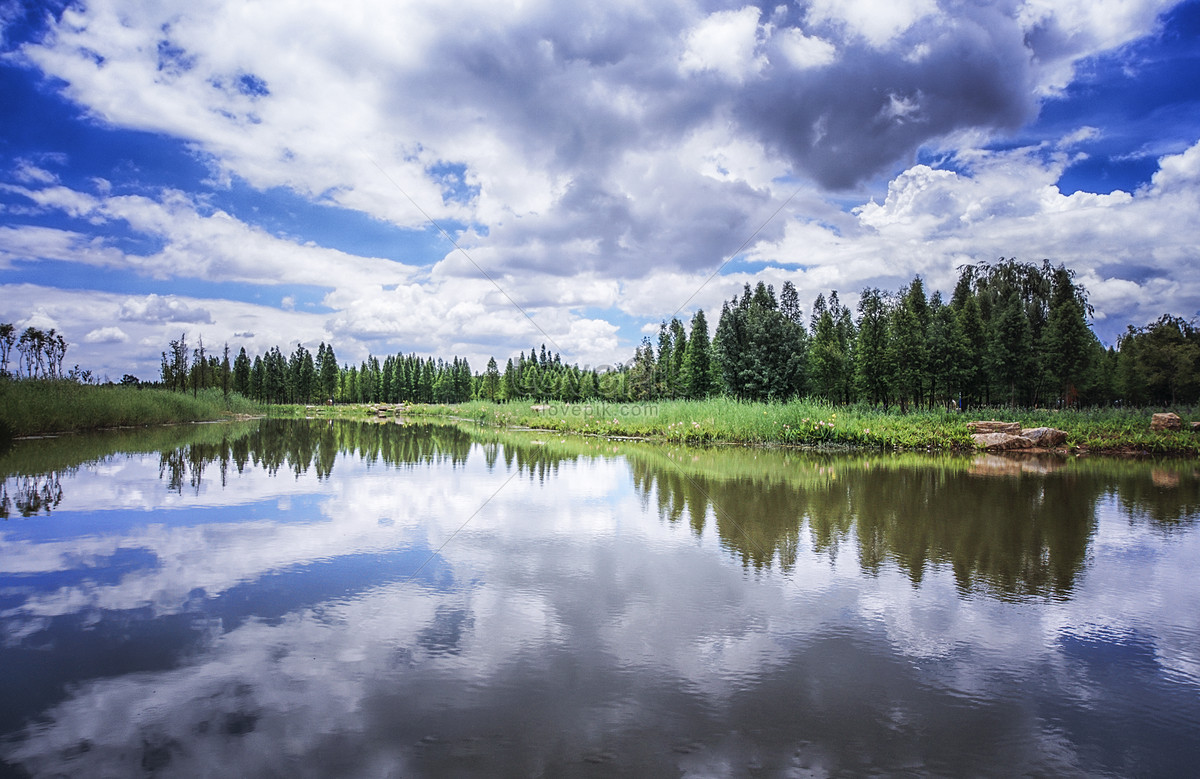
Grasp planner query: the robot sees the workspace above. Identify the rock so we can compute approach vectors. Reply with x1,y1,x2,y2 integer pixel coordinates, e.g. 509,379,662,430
1151,412,1183,431
1020,427,1067,447
972,432,1034,450
967,421,1022,434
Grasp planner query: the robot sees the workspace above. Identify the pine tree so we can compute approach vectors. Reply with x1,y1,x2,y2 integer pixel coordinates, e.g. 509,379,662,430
682,309,714,399
669,317,688,398
854,287,891,407
989,292,1034,406
808,309,842,401
1041,266,1093,406
888,295,925,412
957,295,987,408
482,357,501,401
320,343,338,402
233,347,251,396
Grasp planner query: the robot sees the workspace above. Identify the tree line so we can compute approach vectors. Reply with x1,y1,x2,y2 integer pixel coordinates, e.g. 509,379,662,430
662,258,1196,408
4,257,1197,408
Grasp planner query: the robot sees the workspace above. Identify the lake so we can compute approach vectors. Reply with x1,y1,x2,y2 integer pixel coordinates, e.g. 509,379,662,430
1,418,1198,777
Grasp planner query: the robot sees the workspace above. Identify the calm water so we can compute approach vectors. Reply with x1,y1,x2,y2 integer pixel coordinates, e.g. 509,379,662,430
1,418,1198,777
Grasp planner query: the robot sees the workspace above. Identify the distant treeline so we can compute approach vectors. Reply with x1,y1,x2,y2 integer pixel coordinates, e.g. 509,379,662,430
3,259,1197,408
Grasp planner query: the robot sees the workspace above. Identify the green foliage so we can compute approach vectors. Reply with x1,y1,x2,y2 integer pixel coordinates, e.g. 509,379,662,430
1115,315,1200,406
854,287,891,406
681,309,714,399
714,282,807,401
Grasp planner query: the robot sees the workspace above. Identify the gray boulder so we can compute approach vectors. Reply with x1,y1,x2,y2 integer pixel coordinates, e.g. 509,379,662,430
972,432,1034,450
1020,427,1067,447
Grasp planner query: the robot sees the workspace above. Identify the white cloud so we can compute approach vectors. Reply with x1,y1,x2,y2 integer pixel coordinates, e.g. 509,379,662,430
775,27,838,69
120,294,213,324
807,0,937,48
680,6,767,82
83,326,129,344
1150,139,1200,191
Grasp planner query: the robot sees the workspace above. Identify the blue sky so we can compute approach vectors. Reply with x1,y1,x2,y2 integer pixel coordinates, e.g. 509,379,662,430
2,0,1199,379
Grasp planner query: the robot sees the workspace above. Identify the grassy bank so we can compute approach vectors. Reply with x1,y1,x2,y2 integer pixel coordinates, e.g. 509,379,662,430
0,380,265,437
397,398,1200,454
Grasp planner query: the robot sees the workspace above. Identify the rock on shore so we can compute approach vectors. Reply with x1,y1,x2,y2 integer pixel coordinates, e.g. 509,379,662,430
969,422,1068,451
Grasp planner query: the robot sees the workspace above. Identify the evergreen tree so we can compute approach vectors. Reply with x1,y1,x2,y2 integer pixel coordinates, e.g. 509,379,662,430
927,297,968,409
682,309,714,399
829,291,857,403
250,355,264,401
810,292,827,335
957,295,988,408
418,359,434,403
989,292,1034,406
264,347,286,403
628,338,657,400
501,358,518,401
233,347,252,396
891,279,929,408
482,357,501,401
656,322,674,399
558,366,580,402
854,287,891,406
320,343,338,402
579,369,597,400
808,309,842,401
1041,266,1093,406
780,280,802,324
221,343,232,400
669,317,688,398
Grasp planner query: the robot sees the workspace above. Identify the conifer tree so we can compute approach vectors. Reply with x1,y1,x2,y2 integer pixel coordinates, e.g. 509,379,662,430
682,309,714,399
1041,266,1093,406
854,288,891,406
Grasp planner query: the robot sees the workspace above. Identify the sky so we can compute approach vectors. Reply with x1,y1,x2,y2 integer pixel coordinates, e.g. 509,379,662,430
1,0,1199,380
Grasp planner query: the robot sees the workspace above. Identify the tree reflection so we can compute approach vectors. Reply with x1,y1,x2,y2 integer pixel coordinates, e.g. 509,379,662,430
154,419,479,494
3,419,1198,602
0,471,65,518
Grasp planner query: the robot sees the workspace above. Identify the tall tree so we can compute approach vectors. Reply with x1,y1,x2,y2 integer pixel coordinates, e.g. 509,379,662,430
320,343,338,401
1041,265,1093,406
989,292,1034,406
221,343,232,400
482,357,501,401
808,309,843,402
682,309,714,400
854,288,891,407
957,295,988,408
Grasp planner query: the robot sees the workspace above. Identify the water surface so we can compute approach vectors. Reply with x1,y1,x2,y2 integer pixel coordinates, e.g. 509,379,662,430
1,419,1198,777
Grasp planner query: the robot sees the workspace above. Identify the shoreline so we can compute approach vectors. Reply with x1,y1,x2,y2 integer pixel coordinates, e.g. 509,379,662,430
346,400,1200,457
5,391,1198,456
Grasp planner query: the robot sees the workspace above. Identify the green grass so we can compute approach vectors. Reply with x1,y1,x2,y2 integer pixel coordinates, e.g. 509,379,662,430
0,379,265,437
399,398,1200,454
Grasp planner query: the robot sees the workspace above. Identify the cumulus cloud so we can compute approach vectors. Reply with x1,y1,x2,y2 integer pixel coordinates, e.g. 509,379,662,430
120,294,213,324
83,326,129,344
679,6,767,82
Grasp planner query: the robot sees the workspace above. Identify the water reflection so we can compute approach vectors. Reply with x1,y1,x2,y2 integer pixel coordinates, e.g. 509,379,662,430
1,420,1198,777
5,421,1199,597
